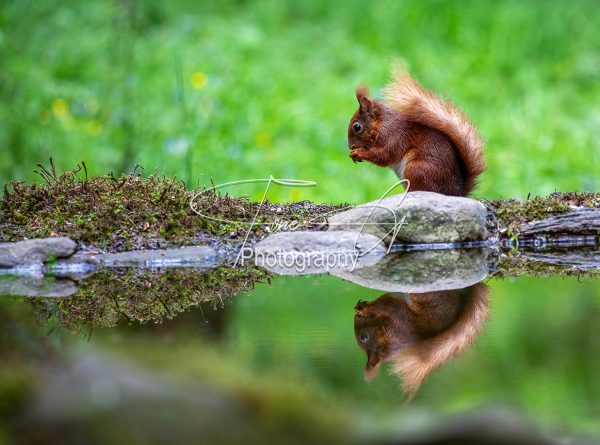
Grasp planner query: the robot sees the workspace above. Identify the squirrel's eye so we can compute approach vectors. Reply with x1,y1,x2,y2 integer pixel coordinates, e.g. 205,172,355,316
353,122,363,133
359,330,370,343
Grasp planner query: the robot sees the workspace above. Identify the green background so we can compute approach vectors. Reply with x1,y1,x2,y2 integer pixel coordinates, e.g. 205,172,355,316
1,0,599,202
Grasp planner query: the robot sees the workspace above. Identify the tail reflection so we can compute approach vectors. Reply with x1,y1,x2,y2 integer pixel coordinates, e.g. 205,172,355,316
354,283,489,398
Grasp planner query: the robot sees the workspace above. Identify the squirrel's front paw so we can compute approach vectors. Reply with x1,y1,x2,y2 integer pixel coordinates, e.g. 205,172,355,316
349,149,368,163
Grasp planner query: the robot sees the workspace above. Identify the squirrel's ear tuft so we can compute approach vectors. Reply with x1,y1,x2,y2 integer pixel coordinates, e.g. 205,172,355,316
355,85,372,111
356,84,369,101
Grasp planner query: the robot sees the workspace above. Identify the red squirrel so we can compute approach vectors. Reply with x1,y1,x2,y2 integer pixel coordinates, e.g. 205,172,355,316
348,67,485,197
354,283,489,399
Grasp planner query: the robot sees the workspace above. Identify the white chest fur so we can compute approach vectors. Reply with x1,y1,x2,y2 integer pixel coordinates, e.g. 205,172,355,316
391,157,408,179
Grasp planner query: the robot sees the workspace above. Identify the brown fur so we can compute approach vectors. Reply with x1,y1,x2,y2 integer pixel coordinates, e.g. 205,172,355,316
354,283,489,399
348,66,485,196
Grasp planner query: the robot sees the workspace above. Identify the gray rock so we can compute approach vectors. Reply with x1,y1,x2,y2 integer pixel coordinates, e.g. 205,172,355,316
0,237,77,267
327,191,488,245
97,246,218,269
253,231,387,275
0,276,78,297
331,248,490,292
50,253,101,280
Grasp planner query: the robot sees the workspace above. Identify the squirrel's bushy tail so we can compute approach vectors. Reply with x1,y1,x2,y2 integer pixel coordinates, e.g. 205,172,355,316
384,66,485,195
391,284,490,400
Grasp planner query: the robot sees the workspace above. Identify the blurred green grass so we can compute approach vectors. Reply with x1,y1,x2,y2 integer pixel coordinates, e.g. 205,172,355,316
1,0,599,202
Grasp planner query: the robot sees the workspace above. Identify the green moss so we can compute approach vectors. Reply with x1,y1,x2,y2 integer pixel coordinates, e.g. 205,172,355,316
494,253,599,278
549,191,600,208
30,265,270,333
1,164,349,252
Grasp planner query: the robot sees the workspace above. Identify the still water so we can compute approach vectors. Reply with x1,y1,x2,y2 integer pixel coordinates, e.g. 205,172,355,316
1,261,599,444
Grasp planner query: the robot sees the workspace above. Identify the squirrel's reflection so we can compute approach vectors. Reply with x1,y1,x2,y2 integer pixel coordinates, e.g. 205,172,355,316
354,283,489,398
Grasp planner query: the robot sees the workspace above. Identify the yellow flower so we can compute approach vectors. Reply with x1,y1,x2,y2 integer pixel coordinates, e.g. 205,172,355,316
255,131,271,148
52,99,68,118
191,71,207,89
86,120,102,136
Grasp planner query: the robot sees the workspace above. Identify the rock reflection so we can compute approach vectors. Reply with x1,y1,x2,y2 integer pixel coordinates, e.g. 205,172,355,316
333,248,490,293
0,275,78,297
354,283,489,398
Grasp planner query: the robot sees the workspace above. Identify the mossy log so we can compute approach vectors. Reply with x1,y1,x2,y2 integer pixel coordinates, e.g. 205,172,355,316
486,192,600,241
518,208,600,237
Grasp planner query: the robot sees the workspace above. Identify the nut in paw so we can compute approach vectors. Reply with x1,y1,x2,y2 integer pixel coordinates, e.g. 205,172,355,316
349,149,367,163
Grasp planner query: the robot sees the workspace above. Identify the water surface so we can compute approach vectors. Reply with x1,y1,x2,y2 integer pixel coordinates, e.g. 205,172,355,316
2,259,599,443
